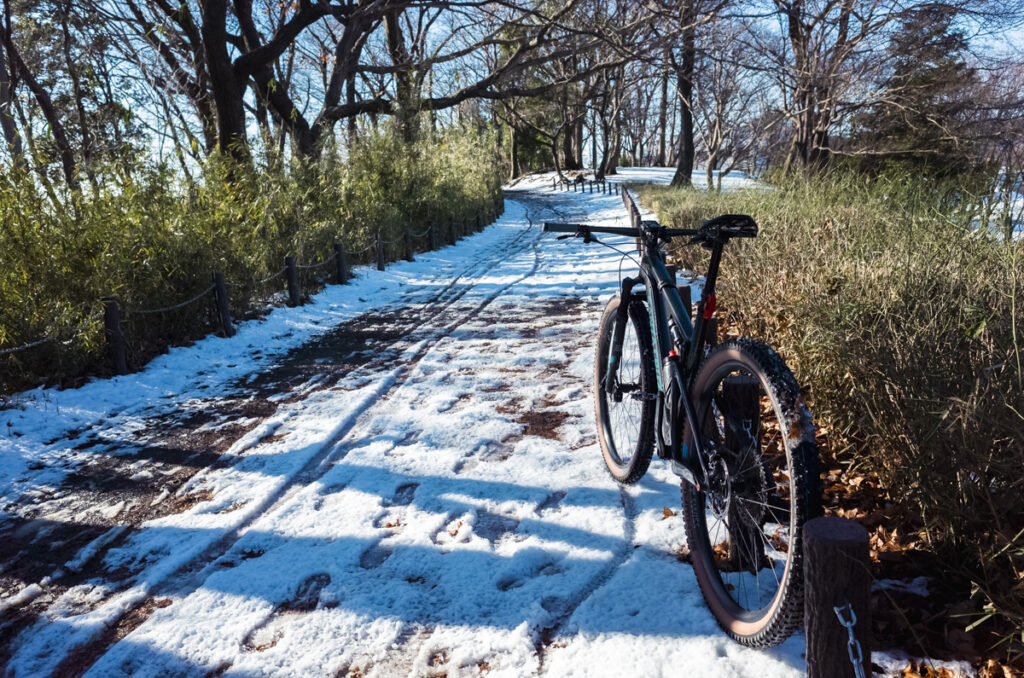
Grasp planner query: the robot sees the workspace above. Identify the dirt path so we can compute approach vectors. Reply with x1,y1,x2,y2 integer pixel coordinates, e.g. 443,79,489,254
1,186,806,678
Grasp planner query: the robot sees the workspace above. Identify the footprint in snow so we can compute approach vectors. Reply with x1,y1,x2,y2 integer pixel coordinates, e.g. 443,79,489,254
242,572,332,652
534,490,567,515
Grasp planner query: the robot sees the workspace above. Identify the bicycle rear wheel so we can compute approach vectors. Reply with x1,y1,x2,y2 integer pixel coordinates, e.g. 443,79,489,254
594,295,657,484
681,337,821,647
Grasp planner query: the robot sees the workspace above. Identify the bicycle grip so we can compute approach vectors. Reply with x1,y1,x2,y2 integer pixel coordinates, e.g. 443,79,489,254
543,222,586,233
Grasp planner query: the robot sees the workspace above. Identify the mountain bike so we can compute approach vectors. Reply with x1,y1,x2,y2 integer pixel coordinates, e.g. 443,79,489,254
543,191,821,648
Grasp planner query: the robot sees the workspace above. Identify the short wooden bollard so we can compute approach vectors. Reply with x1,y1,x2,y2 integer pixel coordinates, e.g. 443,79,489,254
721,374,762,569
285,256,301,306
476,213,481,232
804,517,872,678
376,231,386,271
212,272,234,337
404,227,414,262
428,223,437,251
334,244,348,284
590,181,594,193
102,297,128,374
705,316,718,345
552,177,556,190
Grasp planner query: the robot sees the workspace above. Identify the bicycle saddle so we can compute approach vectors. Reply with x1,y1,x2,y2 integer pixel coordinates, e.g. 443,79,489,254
699,214,758,240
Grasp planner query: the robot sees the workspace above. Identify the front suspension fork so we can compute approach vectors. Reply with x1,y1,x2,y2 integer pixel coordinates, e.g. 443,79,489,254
603,277,639,392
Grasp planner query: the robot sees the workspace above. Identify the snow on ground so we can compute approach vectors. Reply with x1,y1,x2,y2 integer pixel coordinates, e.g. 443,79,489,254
0,171,927,677
509,166,760,193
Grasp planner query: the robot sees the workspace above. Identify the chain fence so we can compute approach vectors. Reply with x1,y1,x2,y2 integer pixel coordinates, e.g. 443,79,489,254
226,266,288,289
2,198,505,384
125,285,216,315
0,310,103,357
834,602,867,678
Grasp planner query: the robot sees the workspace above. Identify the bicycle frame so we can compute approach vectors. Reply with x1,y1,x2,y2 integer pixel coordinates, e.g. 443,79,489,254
544,191,755,491
613,222,726,491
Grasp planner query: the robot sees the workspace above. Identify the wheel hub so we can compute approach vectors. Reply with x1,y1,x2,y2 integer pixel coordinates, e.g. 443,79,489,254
707,453,732,519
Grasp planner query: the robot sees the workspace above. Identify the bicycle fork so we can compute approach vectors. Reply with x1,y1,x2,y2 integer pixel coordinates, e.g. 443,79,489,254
602,277,639,397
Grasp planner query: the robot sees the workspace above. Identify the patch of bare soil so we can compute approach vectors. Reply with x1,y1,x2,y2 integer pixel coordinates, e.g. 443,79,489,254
50,596,173,678
517,410,570,440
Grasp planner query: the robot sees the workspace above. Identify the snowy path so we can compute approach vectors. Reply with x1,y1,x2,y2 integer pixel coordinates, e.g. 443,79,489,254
1,172,803,677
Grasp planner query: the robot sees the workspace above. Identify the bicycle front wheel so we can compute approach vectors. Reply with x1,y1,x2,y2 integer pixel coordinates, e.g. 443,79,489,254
681,337,821,647
594,295,657,484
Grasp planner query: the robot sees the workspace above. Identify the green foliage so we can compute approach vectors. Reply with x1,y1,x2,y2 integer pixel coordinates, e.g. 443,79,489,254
639,171,1024,650
0,123,503,393
849,5,977,174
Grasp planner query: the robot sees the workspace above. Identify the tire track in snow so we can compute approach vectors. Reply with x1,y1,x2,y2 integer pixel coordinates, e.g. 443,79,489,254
534,488,639,674
48,198,563,678
0,201,544,647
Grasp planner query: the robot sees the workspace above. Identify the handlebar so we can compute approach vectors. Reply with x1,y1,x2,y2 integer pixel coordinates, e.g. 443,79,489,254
543,213,758,243
543,222,700,238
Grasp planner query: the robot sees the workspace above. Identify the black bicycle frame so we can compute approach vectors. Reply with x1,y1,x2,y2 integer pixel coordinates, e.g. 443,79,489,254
543,207,746,491
625,224,725,490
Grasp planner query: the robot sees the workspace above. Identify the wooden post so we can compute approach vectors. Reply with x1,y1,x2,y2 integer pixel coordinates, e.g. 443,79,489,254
705,316,718,346
212,272,234,337
404,226,414,262
552,177,556,190
721,374,763,571
334,244,348,284
804,517,872,678
428,222,437,251
476,213,481,232
102,297,127,374
376,231,386,271
285,256,301,306
679,285,692,319
448,222,457,245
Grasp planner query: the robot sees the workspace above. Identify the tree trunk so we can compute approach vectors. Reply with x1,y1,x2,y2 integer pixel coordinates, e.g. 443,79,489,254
0,36,20,159
509,122,520,179
201,0,247,157
671,5,696,188
385,9,417,142
597,120,611,179
1,21,78,189
59,0,94,187
671,68,695,187
656,67,668,165
604,116,620,175
574,117,584,168
346,72,357,147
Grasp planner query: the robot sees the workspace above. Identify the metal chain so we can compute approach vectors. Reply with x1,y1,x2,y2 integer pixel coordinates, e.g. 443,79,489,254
0,336,54,357
127,284,215,315
411,226,432,238
834,603,866,678
0,310,103,357
295,258,333,270
227,266,287,288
